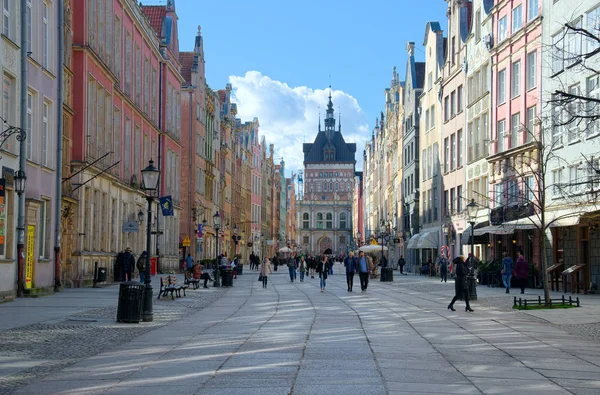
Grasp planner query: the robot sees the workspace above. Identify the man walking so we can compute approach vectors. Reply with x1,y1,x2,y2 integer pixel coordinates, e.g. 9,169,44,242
438,253,448,283
344,252,358,292
397,255,406,275
122,247,135,282
358,250,371,292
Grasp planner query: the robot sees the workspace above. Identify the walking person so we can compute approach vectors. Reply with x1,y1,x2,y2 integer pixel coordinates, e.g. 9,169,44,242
287,257,296,283
185,253,194,274
344,252,358,292
447,256,474,312
501,252,514,293
397,255,406,275
249,252,256,271
298,256,307,282
309,256,316,279
515,252,528,294
317,255,330,292
438,253,448,283
358,250,371,292
260,257,273,288
137,251,147,283
328,256,334,276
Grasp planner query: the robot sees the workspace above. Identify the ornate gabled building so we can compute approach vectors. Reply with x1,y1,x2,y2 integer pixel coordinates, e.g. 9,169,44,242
297,90,356,255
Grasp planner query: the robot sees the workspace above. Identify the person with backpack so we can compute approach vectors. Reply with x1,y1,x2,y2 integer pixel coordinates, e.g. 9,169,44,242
137,251,147,283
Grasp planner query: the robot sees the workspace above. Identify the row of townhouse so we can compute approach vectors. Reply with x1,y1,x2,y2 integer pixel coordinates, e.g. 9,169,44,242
360,0,600,291
0,0,295,299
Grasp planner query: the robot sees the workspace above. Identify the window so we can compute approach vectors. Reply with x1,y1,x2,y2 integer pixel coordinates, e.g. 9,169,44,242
451,90,456,117
422,149,427,181
498,119,506,152
512,5,522,32
566,19,582,67
567,84,581,143
433,142,439,176
451,36,456,65
569,165,580,193
525,176,534,202
457,129,463,167
444,96,449,121
2,74,16,153
495,183,505,207
498,69,506,104
444,137,449,173
425,109,430,130
457,185,463,212
450,188,456,213
326,213,333,229
339,213,347,229
511,113,520,149
498,16,508,42
451,133,456,171
457,85,463,113
303,213,309,229
526,106,536,142
26,0,32,53
552,168,563,196
26,92,33,160
430,105,435,128
475,9,481,41
587,76,600,136
552,94,564,146
511,61,521,98
43,2,49,69
508,179,519,206
3,0,10,37
526,51,537,90
428,72,432,91
586,6,600,53
42,102,49,166
428,146,432,178
552,32,564,74
317,213,323,229
528,0,539,20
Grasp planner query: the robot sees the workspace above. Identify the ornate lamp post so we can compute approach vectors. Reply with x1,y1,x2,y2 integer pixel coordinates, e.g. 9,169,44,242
14,169,27,297
141,159,160,322
466,199,479,301
213,211,221,287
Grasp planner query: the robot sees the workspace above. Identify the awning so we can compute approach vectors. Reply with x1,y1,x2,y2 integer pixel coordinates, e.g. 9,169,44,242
546,209,581,228
416,232,438,249
461,229,490,245
406,234,421,249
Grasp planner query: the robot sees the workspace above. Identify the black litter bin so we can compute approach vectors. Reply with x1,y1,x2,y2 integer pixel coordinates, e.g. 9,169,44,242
380,267,393,282
116,281,145,323
97,267,107,282
237,264,243,275
221,269,233,287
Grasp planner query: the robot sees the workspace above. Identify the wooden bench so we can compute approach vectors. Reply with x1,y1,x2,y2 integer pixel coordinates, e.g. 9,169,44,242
157,276,188,299
184,271,200,289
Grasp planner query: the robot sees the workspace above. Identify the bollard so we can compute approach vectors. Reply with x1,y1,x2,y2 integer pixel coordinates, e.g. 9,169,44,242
538,295,542,304
577,297,580,307
513,296,517,307
93,261,99,288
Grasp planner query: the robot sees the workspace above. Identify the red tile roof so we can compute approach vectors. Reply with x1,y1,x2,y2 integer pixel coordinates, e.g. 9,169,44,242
141,5,166,37
179,52,195,84
218,90,226,102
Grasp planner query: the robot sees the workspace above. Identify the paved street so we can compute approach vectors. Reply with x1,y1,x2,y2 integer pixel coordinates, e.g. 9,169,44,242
2,266,600,394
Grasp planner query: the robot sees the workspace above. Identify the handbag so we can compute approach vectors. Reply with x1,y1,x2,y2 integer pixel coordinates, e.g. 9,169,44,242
258,275,264,282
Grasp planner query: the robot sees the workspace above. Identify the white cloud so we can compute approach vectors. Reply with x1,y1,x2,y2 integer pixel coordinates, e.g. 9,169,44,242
229,71,370,176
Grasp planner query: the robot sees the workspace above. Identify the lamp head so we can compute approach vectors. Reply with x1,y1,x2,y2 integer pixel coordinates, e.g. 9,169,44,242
213,211,221,230
141,159,160,192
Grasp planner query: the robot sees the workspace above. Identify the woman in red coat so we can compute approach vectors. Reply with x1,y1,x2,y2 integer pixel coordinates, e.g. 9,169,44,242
515,253,529,294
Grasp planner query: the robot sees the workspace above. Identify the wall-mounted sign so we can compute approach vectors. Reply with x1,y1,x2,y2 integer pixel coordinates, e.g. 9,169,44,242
122,221,139,233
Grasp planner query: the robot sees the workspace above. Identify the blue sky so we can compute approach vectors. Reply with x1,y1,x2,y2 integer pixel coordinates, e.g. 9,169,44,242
161,0,447,174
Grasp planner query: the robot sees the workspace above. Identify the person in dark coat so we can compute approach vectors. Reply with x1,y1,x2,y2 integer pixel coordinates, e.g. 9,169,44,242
397,255,406,275
515,253,529,294
122,247,135,281
317,256,330,292
344,252,358,292
447,256,474,312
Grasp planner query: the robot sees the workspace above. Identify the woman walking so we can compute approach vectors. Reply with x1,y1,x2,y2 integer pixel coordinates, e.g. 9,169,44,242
515,252,528,294
298,256,307,282
260,257,273,288
317,255,330,292
501,252,514,294
447,256,474,312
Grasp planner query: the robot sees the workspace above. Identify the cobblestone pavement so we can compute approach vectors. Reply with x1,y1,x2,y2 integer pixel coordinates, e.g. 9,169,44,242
0,283,226,395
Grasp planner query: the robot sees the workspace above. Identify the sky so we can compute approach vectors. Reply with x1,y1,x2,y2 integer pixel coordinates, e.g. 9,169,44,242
152,0,448,176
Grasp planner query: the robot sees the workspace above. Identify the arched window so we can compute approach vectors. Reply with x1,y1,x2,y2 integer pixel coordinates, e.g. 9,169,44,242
326,213,333,229
335,183,339,190
303,213,309,229
339,213,347,229
329,182,333,191
317,213,323,229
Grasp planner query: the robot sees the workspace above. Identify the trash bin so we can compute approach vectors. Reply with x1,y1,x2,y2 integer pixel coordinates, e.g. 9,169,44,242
116,281,145,323
380,267,393,282
97,267,107,282
221,269,233,287
236,264,243,275
113,261,121,282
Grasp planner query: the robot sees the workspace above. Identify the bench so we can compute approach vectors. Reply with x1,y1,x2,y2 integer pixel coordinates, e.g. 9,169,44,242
157,276,188,299
184,271,200,289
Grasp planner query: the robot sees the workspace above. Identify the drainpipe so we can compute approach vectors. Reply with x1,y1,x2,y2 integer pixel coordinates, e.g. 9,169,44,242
188,90,193,253
156,59,164,273
54,0,64,292
17,0,28,297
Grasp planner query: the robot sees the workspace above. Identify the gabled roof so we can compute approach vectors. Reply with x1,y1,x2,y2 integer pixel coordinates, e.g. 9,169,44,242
179,52,195,84
141,6,166,36
415,62,426,89
423,21,442,46
303,131,356,163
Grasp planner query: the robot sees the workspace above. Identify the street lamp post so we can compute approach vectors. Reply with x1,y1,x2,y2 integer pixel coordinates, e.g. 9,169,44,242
357,231,362,248
141,159,160,322
213,211,221,287
14,169,27,297
466,199,479,301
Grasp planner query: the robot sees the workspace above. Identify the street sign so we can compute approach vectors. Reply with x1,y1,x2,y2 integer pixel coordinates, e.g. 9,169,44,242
182,236,191,247
122,221,139,233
